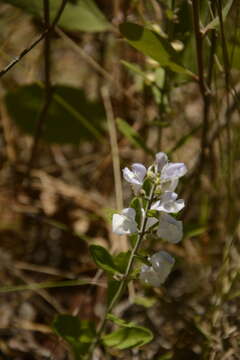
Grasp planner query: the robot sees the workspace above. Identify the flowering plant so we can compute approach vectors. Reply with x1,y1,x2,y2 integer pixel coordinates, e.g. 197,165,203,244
87,153,187,355
53,153,187,359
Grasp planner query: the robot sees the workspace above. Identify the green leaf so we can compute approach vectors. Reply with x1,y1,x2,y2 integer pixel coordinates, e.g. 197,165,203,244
113,251,131,274
106,313,129,327
53,314,96,359
158,352,173,360
89,245,117,275
119,22,194,76
134,296,157,308
3,0,110,32
142,178,152,197
5,84,105,144
121,60,150,82
102,315,153,349
130,197,142,227
116,117,154,155
129,233,138,248
102,327,153,349
184,225,207,238
107,278,121,306
203,0,234,34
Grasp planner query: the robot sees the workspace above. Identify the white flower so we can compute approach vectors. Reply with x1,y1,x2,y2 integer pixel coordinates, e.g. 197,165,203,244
112,208,138,235
123,163,147,194
140,265,163,287
160,162,187,182
151,251,175,277
151,191,184,213
155,152,168,172
157,213,183,243
140,251,175,287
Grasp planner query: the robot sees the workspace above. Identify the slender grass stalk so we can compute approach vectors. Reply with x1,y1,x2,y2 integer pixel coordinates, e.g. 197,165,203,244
101,86,127,252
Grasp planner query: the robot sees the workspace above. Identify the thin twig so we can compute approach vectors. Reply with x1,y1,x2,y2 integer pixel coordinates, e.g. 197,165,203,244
216,0,233,231
0,0,68,79
191,0,210,173
101,90,122,207
27,0,52,174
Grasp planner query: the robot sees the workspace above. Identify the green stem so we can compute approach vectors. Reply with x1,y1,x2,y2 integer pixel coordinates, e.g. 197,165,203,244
88,183,157,358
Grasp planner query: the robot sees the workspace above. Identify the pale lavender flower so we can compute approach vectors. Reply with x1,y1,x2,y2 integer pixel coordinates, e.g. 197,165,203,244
140,251,175,287
157,213,183,243
161,162,187,183
151,191,184,213
155,152,168,172
123,163,147,194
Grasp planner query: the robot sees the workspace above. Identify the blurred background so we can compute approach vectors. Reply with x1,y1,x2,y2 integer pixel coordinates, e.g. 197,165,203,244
0,0,240,359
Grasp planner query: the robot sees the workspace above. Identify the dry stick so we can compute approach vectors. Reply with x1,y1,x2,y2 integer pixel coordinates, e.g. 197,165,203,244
27,0,68,175
101,86,135,302
192,0,211,174
206,1,217,89
184,0,213,217
216,0,233,230
229,4,240,67
101,87,127,252
27,0,52,174
0,0,68,79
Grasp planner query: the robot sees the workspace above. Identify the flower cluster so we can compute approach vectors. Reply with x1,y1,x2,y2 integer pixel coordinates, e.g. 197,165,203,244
112,152,187,287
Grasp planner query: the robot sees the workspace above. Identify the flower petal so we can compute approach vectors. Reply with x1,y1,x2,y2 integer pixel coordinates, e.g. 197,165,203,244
151,192,185,213
151,251,175,283
146,216,158,230
141,208,158,230
140,252,174,287
112,214,126,235
161,178,179,192
161,163,187,182
140,265,164,287
157,213,183,243
131,163,147,182
155,152,168,172
122,207,136,219
112,208,138,235
123,163,146,194
123,167,141,185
